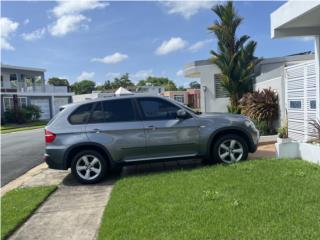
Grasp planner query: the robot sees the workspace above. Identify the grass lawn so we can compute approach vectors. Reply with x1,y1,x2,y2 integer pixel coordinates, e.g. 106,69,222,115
1,186,57,240
98,159,320,240
1,121,47,134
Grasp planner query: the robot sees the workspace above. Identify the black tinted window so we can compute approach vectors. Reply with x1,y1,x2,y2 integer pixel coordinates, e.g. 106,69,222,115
69,103,93,124
102,99,136,122
89,102,105,123
138,98,180,120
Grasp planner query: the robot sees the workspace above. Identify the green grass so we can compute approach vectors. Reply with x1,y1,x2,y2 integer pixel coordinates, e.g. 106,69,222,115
1,186,57,239
1,121,47,134
98,159,320,240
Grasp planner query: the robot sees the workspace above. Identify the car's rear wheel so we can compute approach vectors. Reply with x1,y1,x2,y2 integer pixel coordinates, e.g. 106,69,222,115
212,134,248,164
71,150,107,184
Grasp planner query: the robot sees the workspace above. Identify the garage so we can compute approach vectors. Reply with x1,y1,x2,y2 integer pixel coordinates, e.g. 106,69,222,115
53,97,69,115
30,98,50,120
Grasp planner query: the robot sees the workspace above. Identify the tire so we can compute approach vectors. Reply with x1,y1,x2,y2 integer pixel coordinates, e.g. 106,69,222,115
71,150,107,184
211,134,248,164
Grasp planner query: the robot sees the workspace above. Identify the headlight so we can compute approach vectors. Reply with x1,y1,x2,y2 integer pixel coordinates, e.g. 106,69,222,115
244,119,256,129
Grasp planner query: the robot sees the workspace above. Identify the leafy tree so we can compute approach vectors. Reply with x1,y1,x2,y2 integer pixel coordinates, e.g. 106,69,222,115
71,80,96,94
137,76,177,91
48,77,69,86
177,86,186,91
112,73,135,89
96,80,112,91
209,1,260,110
189,81,200,89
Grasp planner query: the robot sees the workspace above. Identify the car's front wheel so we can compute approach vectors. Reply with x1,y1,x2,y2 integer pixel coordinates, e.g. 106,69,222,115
71,150,107,184
212,134,248,164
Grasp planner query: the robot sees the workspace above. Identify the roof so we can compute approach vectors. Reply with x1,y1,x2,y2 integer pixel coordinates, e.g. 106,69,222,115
115,87,133,95
1,64,46,72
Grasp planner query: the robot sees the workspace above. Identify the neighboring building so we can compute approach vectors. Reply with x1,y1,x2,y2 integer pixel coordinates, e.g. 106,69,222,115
184,54,314,127
1,64,73,120
161,89,200,109
271,1,320,141
136,85,165,95
72,91,114,103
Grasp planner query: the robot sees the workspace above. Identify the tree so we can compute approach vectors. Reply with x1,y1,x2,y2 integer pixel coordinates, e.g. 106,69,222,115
177,86,186,91
137,76,177,91
95,80,112,91
209,1,260,111
48,77,69,86
189,81,200,89
112,73,135,89
71,80,95,94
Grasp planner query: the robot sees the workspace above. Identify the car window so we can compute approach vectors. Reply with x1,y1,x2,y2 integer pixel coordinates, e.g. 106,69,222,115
89,102,105,123
101,99,136,122
138,98,180,120
69,103,93,124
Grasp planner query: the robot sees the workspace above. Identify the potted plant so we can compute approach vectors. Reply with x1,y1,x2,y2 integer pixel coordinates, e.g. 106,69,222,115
277,115,290,143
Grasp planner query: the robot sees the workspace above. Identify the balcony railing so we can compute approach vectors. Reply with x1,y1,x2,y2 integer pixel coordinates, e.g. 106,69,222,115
1,85,70,93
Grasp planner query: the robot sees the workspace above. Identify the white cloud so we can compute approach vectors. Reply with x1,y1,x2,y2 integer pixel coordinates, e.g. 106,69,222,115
162,1,216,19
131,70,153,82
52,0,109,17
176,70,183,77
0,17,19,50
92,52,128,64
77,71,95,81
49,14,89,37
49,0,108,37
21,27,46,41
155,37,187,55
23,18,30,25
188,39,212,52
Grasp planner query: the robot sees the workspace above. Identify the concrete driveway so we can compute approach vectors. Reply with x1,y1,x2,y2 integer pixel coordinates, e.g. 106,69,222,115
1,128,45,186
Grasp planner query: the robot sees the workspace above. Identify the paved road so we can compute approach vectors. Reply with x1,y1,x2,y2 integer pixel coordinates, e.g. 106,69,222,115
1,129,45,186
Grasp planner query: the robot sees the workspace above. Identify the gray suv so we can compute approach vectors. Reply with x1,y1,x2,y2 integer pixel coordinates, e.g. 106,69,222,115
44,95,259,183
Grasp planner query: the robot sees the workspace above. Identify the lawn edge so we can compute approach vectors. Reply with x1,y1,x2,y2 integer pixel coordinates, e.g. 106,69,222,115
2,186,58,240
1,125,45,134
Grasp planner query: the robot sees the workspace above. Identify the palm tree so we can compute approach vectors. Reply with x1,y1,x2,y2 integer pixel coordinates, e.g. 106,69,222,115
209,1,260,111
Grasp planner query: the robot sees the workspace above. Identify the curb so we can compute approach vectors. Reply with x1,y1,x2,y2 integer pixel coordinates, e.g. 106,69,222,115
1,163,48,197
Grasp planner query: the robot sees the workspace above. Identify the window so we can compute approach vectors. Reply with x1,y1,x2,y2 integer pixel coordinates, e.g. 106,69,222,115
3,97,27,111
214,74,228,98
138,98,180,120
1,75,3,88
310,100,316,109
173,95,184,103
10,74,17,88
101,99,136,122
289,100,302,109
69,103,93,124
89,102,105,123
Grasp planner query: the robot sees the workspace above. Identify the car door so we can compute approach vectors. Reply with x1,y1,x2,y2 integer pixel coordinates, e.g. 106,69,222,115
136,97,200,159
85,99,146,162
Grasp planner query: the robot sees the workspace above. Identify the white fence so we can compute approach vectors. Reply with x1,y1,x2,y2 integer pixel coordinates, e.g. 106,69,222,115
285,61,317,141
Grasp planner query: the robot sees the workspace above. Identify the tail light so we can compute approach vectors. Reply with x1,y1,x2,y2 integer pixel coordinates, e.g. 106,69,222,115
45,130,56,143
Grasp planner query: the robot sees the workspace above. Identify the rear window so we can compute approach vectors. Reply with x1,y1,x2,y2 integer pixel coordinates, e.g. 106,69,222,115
102,99,136,122
69,103,93,124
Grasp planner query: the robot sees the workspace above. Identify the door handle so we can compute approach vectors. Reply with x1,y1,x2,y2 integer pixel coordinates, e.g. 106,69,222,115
93,128,101,133
146,125,157,131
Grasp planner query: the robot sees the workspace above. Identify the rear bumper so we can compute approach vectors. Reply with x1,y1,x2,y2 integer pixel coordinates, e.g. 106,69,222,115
43,153,66,170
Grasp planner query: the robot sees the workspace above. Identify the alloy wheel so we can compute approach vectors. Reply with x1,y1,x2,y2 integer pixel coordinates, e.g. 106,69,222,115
218,139,244,163
76,155,102,180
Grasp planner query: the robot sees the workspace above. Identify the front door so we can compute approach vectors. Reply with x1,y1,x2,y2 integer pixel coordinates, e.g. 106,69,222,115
136,97,200,159
85,99,146,162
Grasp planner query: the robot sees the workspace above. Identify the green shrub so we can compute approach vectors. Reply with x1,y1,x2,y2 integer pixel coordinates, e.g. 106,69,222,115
227,105,241,114
277,126,288,139
255,120,269,136
4,105,41,123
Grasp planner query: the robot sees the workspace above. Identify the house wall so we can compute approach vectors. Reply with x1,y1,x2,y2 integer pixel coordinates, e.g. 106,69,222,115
197,64,228,113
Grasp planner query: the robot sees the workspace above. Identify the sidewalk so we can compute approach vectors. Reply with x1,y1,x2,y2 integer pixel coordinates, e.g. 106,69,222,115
8,171,115,240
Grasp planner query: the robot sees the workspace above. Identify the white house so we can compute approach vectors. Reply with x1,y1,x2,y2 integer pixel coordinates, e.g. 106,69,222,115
271,1,320,141
1,64,74,120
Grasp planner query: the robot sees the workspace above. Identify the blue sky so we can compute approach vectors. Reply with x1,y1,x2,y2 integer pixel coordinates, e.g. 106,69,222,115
1,1,314,87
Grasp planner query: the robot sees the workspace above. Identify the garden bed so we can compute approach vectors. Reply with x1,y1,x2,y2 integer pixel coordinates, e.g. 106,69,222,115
98,159,320,240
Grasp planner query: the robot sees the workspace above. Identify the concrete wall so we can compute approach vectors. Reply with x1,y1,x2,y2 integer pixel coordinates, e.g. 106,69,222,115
198,64,228,112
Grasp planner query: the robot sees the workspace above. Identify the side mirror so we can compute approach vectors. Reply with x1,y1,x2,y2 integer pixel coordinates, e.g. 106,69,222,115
176,109,188,119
